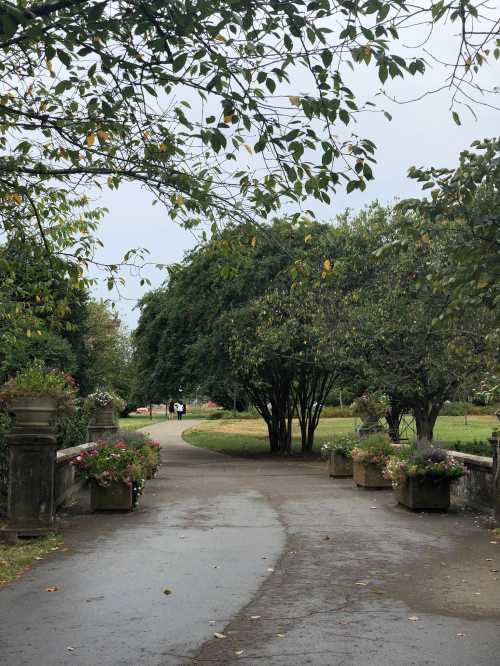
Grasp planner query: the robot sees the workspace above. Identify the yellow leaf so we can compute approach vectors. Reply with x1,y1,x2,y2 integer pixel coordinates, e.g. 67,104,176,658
214,34,226,43
97,130,109,141
251,237,257,247
175,194,185,205
159,143,167,152
213,632,226,639
288,96,301,107
420,233,430,243
323,259,332,271
244,143,253,155
477,280,489,289
464,55,472,72
304,234,312,243
223,113,234,124
107,176,113,187
85,132,96,147
321,271,327,279
26,329,32,338
45,59,53,73
12,193,22,204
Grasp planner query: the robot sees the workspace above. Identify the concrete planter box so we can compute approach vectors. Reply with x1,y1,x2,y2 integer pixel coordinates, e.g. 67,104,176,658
8,396,57,430
353,461,392,489
396,475,451,511
329,451,353,478
90,480,133,511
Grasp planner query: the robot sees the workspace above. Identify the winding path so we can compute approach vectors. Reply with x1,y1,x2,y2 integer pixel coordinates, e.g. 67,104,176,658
0,420,499,665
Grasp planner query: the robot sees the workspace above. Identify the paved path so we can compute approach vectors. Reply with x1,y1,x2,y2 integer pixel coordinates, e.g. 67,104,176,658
1,420,500,665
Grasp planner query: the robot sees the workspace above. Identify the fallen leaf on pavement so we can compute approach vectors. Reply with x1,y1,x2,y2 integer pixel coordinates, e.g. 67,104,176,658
355,582,368,586
276,633,285,638
490,541,498,545
473,592,481,595
456,633,465,638
490,569,498,573
46,587,58,592
208,621,216,625
35,557,43,561
485,558,493,561
370,506,377,510
163,588,172,595
408,616,419,621
235,650,244,656
214,633,226,640
67,647,74,652
267,568,274,573
250,615,261,620
370,587,385,595
440,562,447,567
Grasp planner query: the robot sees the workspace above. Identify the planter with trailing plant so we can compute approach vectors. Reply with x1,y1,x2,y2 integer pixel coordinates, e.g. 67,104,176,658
72,443,144,511
99,431,161,479
0,360,75,432
352,393,387,438
322,435,356,478
84,390,125,441
351,435,393,489
385,446,465,511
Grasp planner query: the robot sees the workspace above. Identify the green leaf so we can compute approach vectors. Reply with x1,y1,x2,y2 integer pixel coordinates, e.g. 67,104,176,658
173,53,188,73
452,111,461,126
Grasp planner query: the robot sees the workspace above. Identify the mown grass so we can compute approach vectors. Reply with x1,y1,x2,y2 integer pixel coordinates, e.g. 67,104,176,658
0,532,63,587
183,415,498,458
118,414,169,431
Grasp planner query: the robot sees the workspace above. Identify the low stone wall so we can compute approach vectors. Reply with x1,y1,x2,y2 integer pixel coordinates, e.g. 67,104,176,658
55,442,96,508
449,450,494,513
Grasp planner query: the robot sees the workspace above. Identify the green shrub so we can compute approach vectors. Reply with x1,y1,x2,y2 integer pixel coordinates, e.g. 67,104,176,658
444,439,492,457
441,401,469,416
320,433,358,457
321,406,354,418
351,434,393,466
56,404,88,450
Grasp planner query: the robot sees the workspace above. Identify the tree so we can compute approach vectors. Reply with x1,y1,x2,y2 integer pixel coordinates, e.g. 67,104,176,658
85,300,135,401
1,0,497,249
397,138,500,317
337,205,494,444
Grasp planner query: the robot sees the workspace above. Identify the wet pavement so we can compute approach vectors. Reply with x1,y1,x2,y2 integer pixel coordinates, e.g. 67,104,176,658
1,419,499,665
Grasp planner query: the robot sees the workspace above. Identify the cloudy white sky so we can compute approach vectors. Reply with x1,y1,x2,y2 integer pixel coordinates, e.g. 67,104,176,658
90,18,500,328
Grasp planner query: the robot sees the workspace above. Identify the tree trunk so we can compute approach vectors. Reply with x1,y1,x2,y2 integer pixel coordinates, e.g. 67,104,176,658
413,401,442,449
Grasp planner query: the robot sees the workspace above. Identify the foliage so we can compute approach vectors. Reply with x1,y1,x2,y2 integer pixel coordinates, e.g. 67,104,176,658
351,435,393,467
56,403,88,451
84,301,135,401
385,446,465,486
351,393,388,420
398,139,500,318
444,439,491,457
0,359,76,409
472,373,500,406
440,401,469,416
0,411,11,510
320,434,358,458
72,443,143,487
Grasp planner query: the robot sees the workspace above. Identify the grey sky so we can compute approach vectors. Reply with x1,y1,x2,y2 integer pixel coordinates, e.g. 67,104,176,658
91,21,500,328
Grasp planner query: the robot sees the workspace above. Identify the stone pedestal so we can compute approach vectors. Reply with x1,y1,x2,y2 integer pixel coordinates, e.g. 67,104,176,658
87,407,118,443
5,428,57,536
489,433,500,521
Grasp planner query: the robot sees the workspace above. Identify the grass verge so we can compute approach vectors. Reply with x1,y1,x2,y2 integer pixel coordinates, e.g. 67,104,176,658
0,532,63,587
118,414,169,431
183,415,498,458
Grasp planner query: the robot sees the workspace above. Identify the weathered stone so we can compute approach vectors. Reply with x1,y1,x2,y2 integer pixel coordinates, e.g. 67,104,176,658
90,480,133,511
87,407,118,442
396,476,451,511
353,461,392,488
329,451,353,478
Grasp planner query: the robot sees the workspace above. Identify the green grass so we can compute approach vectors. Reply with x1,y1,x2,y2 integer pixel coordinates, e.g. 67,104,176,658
118,414,168,431
0,533,63,587
183,415,498,458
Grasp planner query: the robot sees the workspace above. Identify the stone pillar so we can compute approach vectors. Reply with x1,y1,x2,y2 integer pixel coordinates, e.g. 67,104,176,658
5,427,57,536
489,432,500,522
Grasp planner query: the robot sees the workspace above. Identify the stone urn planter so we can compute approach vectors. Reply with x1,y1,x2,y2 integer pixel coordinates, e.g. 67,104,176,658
353,461,392,489
329,451,353,478
90,480,134,511
89,406,117,428
395,476,451,512
8,396,58,431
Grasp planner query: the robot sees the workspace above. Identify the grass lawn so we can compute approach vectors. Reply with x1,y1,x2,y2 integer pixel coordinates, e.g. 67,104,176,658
0,533,63,587
183,415,498,458
118,414,168,431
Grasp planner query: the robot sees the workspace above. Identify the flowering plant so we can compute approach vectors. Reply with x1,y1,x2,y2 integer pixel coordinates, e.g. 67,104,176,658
83,389,125,413
385,446,465,486
0,359,76,413
72,443,143,487
351,435,393,467
100,430,161,468
351,393,388,420
321,434,358,458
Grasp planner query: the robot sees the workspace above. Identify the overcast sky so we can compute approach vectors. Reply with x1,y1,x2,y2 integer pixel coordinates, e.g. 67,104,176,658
90,22,500,329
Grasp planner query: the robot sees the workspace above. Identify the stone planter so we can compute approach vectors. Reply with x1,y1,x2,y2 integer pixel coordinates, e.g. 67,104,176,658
353,461,392,489
329,451,353,478
90,480,133,511
87,406,118,442
396,475,451,511
8,396,57,431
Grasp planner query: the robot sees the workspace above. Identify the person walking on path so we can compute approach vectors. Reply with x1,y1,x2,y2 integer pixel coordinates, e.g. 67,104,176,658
176,400,185,420
168,400,175,420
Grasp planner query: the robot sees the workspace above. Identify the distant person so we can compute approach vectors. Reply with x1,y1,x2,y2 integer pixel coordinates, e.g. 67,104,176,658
168,400,175,420
177,400,185,420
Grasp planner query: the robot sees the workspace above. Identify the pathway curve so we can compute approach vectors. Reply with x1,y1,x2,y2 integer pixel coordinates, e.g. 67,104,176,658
0,420,499,665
